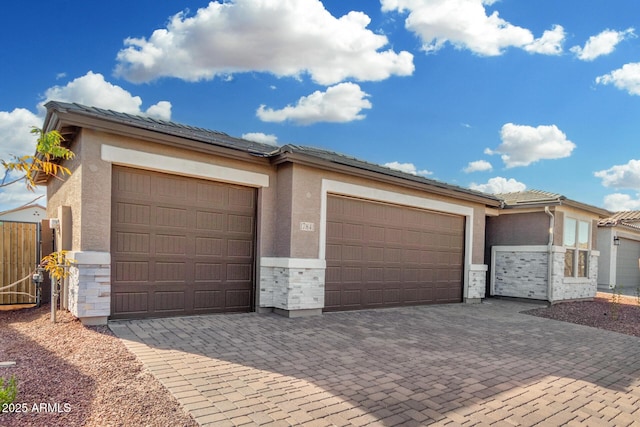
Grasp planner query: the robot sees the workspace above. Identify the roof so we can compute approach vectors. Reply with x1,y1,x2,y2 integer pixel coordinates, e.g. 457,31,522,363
278,144,500,204
41,101,502,207
495,189,611,217
0,204,46,216
43,101,280,156
599,211,640,230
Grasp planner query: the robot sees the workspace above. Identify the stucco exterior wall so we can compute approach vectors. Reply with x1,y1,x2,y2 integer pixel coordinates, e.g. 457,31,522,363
47,134,83,251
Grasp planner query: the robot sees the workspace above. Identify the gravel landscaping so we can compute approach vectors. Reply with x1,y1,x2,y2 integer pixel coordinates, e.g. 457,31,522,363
0,305,197,427
1,293,639,426
524,292,640,338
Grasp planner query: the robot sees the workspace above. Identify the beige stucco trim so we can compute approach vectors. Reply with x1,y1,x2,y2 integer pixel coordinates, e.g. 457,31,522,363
101,144,270,188
261,257,326,269
319,179,477,298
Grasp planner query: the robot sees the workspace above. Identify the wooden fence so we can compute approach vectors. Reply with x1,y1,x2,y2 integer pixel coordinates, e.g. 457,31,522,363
0,221,39,304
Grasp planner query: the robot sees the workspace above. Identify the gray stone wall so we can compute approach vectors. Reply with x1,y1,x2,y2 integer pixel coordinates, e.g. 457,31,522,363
66,251,110,325
467,265,487,301
492,247,549,300
260,258,325,312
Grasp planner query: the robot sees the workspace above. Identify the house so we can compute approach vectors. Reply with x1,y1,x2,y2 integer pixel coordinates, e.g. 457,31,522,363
37,101,502,325
597,211,640,294
0,204,46,223
486,190,610,303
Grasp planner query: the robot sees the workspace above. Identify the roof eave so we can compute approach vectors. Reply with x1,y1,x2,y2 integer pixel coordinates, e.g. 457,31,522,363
272,150,502,207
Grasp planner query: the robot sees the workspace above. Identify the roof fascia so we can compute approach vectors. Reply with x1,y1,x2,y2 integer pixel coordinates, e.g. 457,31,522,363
37,107,271,184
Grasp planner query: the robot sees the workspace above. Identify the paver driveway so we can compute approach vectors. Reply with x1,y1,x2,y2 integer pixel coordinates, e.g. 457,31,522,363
109,300,640,426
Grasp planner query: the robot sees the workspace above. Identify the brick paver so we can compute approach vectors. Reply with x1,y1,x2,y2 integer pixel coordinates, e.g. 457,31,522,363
109,300,640,426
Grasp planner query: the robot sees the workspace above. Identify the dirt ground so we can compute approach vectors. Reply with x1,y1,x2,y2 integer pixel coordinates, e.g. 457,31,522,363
0,305,197,427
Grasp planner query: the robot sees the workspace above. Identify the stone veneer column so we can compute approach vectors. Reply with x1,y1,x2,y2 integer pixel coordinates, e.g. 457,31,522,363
466,264,488,302
66,251,111,325
259,258,326,317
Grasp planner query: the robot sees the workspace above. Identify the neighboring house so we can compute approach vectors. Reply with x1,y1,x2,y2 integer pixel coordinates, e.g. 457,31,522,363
486,190,610,303
37,101,502,325
597,211,640,294
0,204,46,223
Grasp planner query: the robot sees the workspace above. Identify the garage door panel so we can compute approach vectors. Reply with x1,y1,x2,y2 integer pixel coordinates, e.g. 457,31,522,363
113,292,148,315
155,207,188,228
115,202,150,225
155,291,186,312
111,166,255,319
325,195,463,312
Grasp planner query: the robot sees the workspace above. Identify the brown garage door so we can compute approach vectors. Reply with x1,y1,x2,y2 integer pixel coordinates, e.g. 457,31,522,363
325,195,464,311
111,166,256,319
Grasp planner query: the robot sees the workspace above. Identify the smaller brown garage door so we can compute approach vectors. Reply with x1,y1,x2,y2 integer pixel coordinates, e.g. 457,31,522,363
111,166,256,319
325,195,465,311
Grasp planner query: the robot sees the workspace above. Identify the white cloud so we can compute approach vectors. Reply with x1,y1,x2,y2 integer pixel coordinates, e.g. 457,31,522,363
0,72,172,211
596,62,640,96
381,0,564,56
256,83,372,125
115,0,414,86
571,28,635,61
469,176,526,194
41,71,172,119
0,108,41,160
0,109,46,212
464,160,493,173
241,132,279,146
602,193,640,211
485,123,576,168
383,161,433,177
595,159,640,189
524,25,565,55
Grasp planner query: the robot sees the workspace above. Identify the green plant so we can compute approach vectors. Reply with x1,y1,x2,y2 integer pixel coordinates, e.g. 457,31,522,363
0,375,17,406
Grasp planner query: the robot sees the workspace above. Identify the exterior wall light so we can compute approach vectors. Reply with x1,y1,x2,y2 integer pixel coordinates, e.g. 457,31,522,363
613,236,620,246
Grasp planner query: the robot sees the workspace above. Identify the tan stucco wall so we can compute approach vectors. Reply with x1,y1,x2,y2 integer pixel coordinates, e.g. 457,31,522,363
284,163,488,263
47,134,83,251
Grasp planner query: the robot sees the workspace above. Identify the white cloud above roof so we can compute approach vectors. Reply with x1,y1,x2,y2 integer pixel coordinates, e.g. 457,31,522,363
256,83,372,125
571,28,635,61
595,159,640,189
485,123,576,168
464,160,493,173
241,132,279,146
0,108,40,161
383,161,433,177
41,71,172,120
602,193,640,211
115,0,414,86
380,0,564,56
596,62,640,96
469,176,526,194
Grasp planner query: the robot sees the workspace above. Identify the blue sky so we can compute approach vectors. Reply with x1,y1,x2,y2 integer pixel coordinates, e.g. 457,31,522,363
2,0,640,213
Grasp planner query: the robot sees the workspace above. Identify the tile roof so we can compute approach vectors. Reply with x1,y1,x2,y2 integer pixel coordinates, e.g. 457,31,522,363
44,101,280,156
599,211,640,229
495,189,611,217
494,189,565,206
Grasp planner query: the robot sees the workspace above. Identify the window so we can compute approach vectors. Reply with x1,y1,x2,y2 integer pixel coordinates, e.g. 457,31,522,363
563,217,590,277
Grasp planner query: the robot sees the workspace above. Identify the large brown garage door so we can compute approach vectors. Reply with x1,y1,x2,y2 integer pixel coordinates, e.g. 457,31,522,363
111,166,256,319
325,195,464,311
